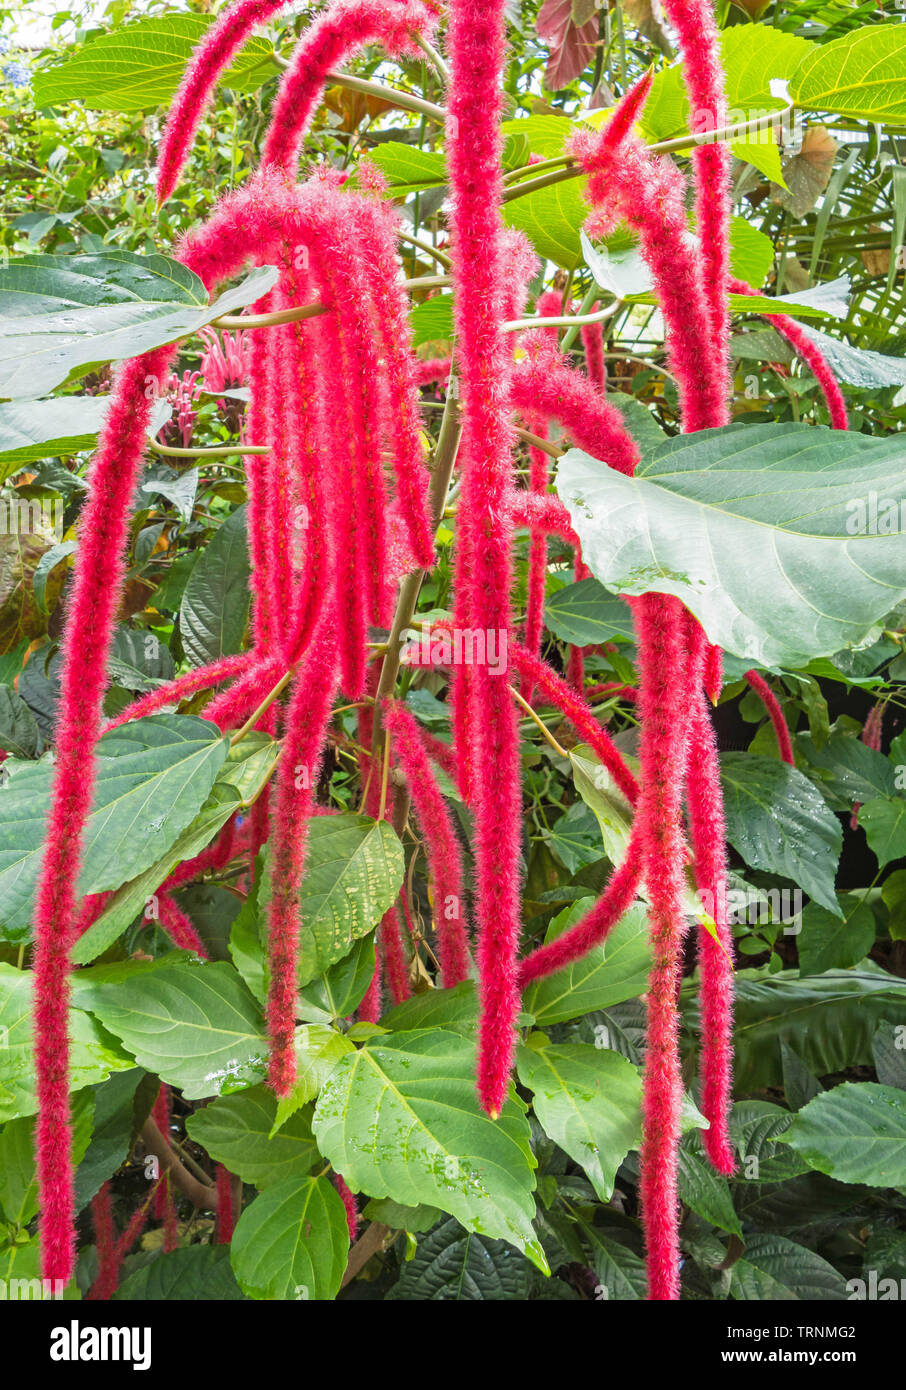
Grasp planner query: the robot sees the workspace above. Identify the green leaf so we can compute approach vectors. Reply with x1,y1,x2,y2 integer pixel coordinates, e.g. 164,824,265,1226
0,254,278,399
786,1082,906,1187
728,218,776,290
503,175,590,269
313,1028,546,1271
231,1175,349,1301
872,1019,906,1091
555,422,906,669
297,935,377,1025
381,979,479,1036
366,145,447,197
0,963,133,1122
186,1085,319,1188
179,505,250,667
0,396,171,475
113,1244,244,1300
582,1227,648,1301
789,24,906,125
33,13,276,112
0,1088,93,1228
76,959,268,1099
523,902,651,1026
543,577,636,647
0,714,228,942
270,1025,356,1132
0,686,39,759
409,294,453,349
676,1148,742,1235
797,901,876,978
73,731,277,966
74,1069,145,1211
859,796,906,870
720,753,842,915
798,729,897,808
278,813,405,987
516,1041,642,1202
726,964,906,1090
362,1198,441,1233
799,325,906,390
731,1234,847,1300
386,1216,534,1300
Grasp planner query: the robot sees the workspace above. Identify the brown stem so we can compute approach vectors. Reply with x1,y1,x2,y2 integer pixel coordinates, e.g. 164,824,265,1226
340,1222,394,1287
141,1118,218,1210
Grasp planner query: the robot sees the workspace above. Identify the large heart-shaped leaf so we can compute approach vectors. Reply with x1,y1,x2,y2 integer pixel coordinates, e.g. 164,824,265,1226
33,12,276,112
0,963,133,1122
313,1028,547,1271
0,254,277,398
516,1040,642,1201
789,24,906,125
75,959,268,1099
0,714,228,942
0,396,171,475
555,423,906,668
786,1082,906,1187
231,1175,349,1301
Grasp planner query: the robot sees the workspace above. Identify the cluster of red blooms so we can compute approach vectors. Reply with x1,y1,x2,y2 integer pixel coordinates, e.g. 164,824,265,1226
31,0,847,1298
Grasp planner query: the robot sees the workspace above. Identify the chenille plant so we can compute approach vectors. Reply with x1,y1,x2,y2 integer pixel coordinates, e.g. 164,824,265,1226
3,0,906,1308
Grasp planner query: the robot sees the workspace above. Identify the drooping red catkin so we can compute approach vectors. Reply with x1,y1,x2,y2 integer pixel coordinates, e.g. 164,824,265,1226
851,700,886,828
508,490,580,546
520,294,564,695
261,0,440,175
156,893,210,957
510,350,640,476
661,0,732,415
745,669,794,765
266,597,342,1095
358,950,383,1024
413,357,452,389
33,344,175,1286
354,192,435,572
333,1174,359,1242
581,306,606,392
152,1086,179,1252
88,1182,118,1301
216,1165,236,1243
203,654,285,731
156,0,288,205
383,700,471,987
633,594,700,1301
568,83,723,433
447,0,523,1116
245,304,281,657
379,906,411,1005
102,652,252,733
729,277,848,429
517,827,645,988
509,643,640,806
685,678,736,1177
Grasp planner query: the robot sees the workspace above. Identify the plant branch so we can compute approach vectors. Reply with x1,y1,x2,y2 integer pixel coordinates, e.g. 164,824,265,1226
140,1118,217,1210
